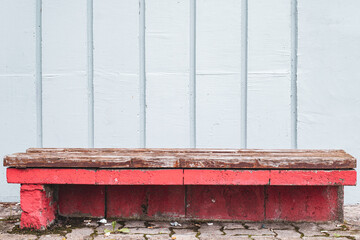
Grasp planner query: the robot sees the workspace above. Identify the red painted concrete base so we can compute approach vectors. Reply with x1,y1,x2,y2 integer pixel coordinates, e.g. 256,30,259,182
19,185,344,229
20,184,57,230
58,185,342,222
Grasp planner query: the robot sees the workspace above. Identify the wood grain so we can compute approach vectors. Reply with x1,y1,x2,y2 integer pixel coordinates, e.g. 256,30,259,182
3,148,356,169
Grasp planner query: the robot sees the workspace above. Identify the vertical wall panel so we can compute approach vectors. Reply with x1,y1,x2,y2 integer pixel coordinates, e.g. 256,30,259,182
42,0,88,147
196,0,242,148
93,0,140,147
297,0,360,204
0,0,36,201
146,0,190,147
247,0,291,148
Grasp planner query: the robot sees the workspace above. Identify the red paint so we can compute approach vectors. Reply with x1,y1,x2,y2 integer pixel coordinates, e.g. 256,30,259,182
184,170,270,185
107,186,147,218
20,184,56,230
58,185,105,217
8,168,356,186
107,186,185,218
270,170,356,185
96,169,183,185
147,186,185,218
186,186,265,221
265,186,340,221
7,168,96,184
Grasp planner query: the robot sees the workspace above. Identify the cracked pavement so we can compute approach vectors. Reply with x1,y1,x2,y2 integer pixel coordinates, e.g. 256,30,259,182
1,203,360,239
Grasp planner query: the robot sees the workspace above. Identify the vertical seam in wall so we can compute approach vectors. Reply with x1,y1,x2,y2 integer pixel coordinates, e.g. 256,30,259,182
190,0,196,148
291,0,298,149
87,0,94,148
139,0,146,148
36,0,43,148
240,0,248,149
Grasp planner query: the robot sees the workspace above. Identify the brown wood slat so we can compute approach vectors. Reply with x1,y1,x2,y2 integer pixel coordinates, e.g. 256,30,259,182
4,148,357,169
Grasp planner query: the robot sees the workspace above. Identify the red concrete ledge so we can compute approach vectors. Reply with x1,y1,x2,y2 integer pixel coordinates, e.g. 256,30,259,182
184,170,356,186
7,168,356,186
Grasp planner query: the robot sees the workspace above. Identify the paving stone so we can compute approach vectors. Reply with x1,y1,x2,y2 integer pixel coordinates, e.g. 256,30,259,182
124,221,146,228
199,235,249,240
222,222,246,230
246,222,293,230
172,235,198,240
273,229,302,239
0,203,21,219
0,221,15,233
65,228,94,240
96,222,122,233
93,234,144,240
38,234,64,240
302,238,349,240
251,236,276,240
146,235,170,240
224,228,274,236
345,204,360,225
149,221,195,229
295,222,325,237
317,222,343,231
0,233,37,240
125,227,170,235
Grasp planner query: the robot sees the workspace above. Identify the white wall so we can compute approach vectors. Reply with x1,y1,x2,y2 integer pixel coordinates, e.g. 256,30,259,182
1,0,359,204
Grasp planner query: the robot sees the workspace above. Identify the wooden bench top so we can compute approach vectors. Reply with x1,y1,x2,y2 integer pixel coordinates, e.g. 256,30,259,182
3,148,356,169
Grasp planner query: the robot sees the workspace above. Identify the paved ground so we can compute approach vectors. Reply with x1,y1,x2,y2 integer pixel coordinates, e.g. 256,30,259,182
1,203,360,239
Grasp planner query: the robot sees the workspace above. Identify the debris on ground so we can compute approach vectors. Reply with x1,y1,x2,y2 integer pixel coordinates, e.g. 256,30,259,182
170,221,181,227
98,218,107,224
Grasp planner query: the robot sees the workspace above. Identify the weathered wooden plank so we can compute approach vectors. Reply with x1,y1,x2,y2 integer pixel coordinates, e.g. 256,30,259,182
26,148,347,154
4,148,356,169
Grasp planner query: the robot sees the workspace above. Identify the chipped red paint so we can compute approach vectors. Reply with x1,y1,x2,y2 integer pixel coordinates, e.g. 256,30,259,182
146,186,185,218
7,168,356,186
184,170,270,185
106,185,185,219
20,184,56,230
7,168,96,184
186,186,265,221
270,170,356,185
96,169,183,185
58,185,105,218
107,186,147,218
265,186,341,221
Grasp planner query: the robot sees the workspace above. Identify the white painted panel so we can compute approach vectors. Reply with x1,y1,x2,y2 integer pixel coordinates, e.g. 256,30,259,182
93,0,140,147
146,0,190,147
247,0,291,148
298,0,360,204
0,0,36,201
42,0,88,147
196,0,242,148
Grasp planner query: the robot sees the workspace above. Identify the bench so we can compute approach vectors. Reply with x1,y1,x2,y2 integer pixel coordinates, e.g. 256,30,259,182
4,148,357,230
